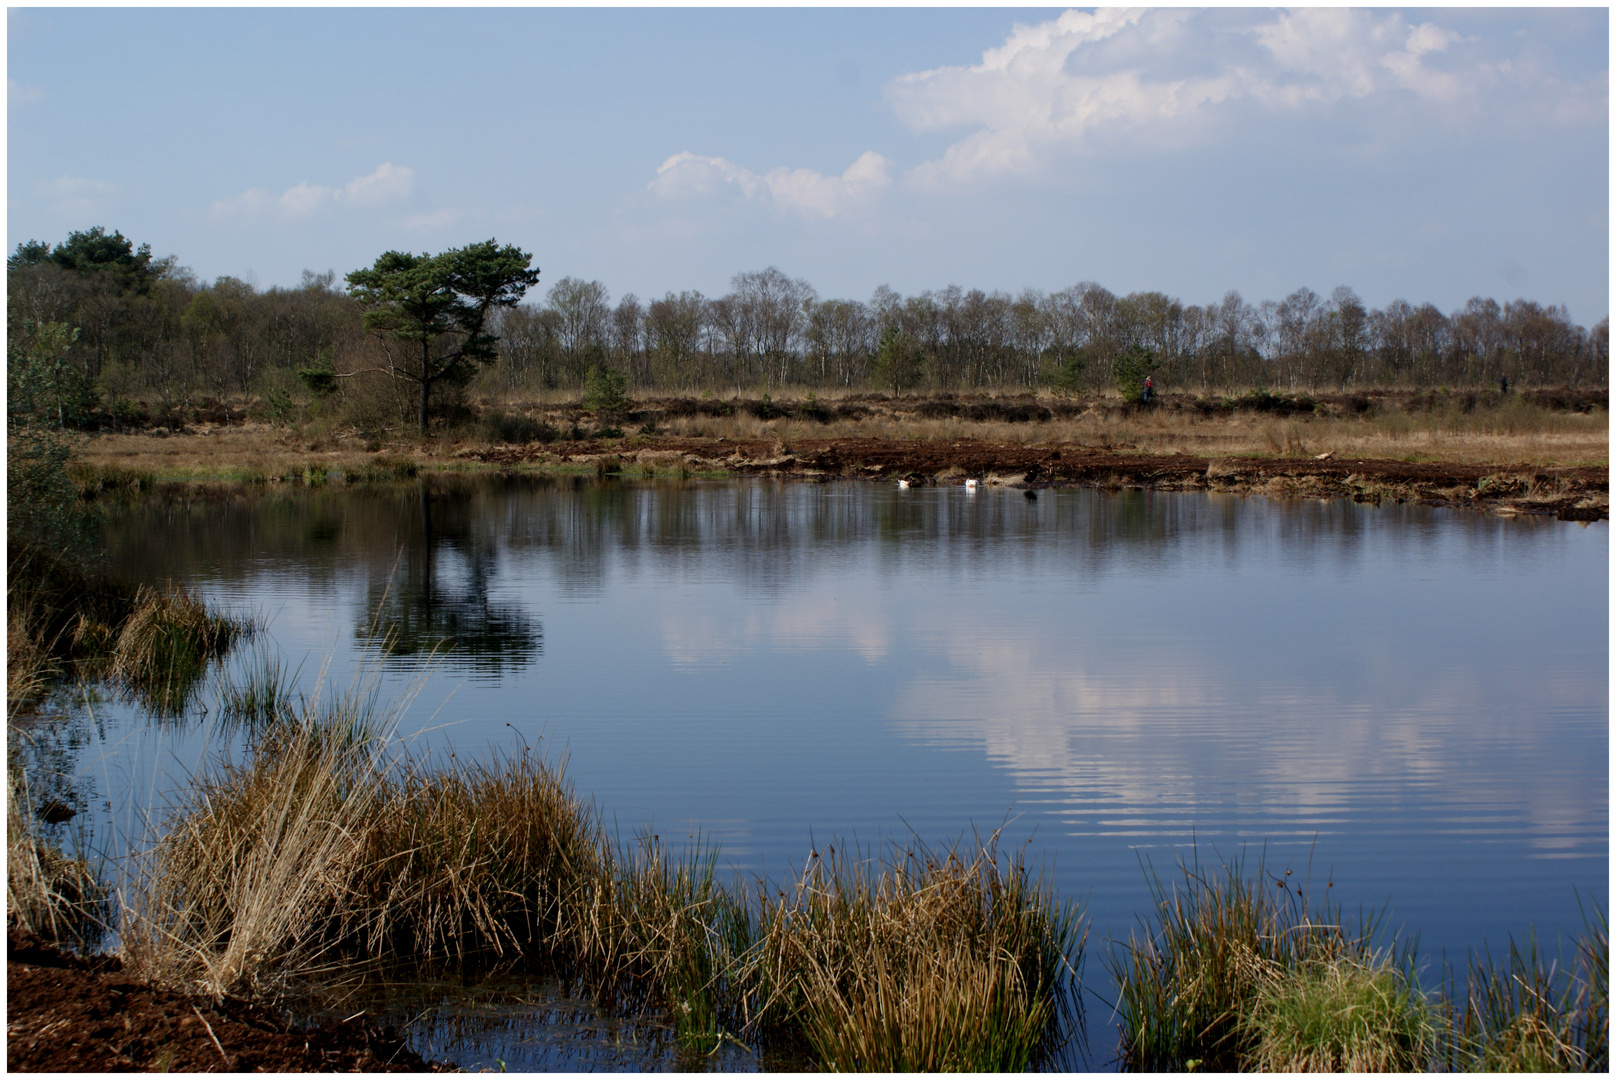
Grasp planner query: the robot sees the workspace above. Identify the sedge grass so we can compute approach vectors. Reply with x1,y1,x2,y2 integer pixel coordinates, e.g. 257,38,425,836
110,584,245,713
1109,849,1415,1071
1441,901,1608,1072
742,835,1085,1071
123,715,1086,1067
1241,955,1433,1071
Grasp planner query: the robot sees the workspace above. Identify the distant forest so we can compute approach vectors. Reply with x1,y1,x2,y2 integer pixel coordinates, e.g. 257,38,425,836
7,228,1608,428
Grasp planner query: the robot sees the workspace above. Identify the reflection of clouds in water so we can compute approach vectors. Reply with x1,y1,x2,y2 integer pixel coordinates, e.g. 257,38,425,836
891,629,1604,854
661,595,890,666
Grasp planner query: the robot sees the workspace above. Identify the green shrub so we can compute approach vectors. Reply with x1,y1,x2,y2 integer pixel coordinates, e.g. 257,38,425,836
481,409,557,444
584,365,629,415
1113,344,1155,403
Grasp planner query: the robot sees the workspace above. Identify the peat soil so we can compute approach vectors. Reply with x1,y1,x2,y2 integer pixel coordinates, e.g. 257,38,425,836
471,435,1610,521
5,931,449,1072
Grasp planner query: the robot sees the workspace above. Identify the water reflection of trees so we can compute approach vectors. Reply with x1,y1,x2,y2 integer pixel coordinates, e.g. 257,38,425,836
356,483,541,672
94,476,1570,657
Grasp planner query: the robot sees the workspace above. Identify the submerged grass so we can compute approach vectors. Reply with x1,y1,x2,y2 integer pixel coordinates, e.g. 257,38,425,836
7,748,106,948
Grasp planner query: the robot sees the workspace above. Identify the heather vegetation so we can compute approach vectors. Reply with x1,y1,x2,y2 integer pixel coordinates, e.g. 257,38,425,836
8,228,1607,439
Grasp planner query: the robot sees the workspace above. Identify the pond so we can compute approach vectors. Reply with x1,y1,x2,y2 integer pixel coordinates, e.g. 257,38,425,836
39,475,1610,1068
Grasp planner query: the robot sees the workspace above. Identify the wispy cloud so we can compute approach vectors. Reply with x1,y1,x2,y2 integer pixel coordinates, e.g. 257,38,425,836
9,77,46,107
401,207,462,232
210,162,415,224
650,149,891,219
36,175,117,219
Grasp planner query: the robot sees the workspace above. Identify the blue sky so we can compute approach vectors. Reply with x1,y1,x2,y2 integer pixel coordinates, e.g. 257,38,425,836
7,7,1609,323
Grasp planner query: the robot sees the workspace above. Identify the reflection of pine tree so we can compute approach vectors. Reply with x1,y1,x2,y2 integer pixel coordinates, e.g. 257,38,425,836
358,484,541,672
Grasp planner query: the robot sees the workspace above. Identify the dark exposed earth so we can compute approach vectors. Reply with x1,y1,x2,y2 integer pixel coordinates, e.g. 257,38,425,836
6,931,450,1073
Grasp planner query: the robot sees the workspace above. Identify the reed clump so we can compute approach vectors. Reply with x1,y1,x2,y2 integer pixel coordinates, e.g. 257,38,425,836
124,716,1085,1067
7,757,105,948
1110,852,1424,1071
110,584,244,712
345,747,607,967
742,838,1085,1070
1441,904,1608,1072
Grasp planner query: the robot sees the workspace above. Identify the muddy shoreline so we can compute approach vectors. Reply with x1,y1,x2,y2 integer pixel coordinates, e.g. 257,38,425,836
469,435,1608,521
5,931,449,1073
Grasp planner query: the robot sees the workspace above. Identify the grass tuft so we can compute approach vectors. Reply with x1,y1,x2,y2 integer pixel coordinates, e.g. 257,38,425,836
122,721,1085,1066
1109,849,1415,1071
740,834,1085,1070
1243,956,1432,1071
111,585,244,713
1442,902,1608,1072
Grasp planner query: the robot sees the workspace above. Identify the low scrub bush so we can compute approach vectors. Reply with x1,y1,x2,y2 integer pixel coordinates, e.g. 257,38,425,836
481,409,557,445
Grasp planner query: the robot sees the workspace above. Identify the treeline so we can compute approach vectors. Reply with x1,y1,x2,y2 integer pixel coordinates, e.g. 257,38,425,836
7,229,1607,428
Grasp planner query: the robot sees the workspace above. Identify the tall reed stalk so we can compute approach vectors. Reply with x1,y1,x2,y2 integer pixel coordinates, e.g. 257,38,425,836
1439,899,1608,1072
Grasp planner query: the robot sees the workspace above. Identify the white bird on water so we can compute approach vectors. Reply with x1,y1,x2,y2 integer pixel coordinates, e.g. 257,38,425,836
964,478,979,491
896,479,910,489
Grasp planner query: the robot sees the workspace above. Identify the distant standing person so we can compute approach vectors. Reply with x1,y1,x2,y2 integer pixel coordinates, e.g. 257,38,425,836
1499,373,1509,394
1143,375,1154,404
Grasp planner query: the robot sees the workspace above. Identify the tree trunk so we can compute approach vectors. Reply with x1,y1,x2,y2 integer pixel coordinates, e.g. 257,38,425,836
419,339,432,434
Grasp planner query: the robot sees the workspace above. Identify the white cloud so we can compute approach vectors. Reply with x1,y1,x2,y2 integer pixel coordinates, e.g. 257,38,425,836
9,77,45,107
343,161,414,205
651,149,891,219
210,162,414,224
660,594,891,667
36,175,118,219
402,208,462,232
888,8,1590,187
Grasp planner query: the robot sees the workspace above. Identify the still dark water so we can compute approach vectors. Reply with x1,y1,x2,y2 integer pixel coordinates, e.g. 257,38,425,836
65,476,1608,1067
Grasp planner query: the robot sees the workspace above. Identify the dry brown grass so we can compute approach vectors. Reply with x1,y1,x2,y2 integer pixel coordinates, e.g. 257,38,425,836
75,387,1607,478
122,710,1085,1065
739,835,1085,1070
7,732,106,947
122,711,387,1000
